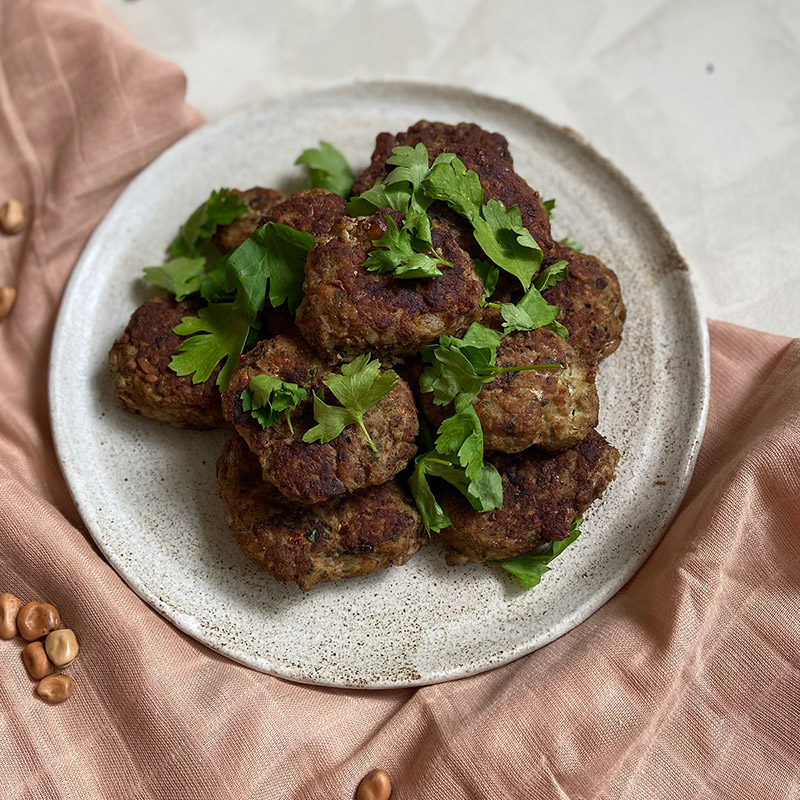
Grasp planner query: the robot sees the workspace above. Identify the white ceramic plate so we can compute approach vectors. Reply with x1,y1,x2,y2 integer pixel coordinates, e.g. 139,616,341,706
50,82,708,688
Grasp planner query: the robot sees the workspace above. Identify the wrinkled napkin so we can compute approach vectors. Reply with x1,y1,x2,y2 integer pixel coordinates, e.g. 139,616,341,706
1,1,798,798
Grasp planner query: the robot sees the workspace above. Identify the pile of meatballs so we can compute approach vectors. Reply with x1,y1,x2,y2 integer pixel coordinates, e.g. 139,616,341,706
109,121,625,592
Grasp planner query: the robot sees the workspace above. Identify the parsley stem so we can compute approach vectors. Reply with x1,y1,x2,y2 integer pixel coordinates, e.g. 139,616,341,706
357,417,378,452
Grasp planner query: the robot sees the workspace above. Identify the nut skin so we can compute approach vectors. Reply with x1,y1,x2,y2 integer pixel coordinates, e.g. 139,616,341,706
36,674,74,704
16,601,60,642
356,769,392,800
0,287,16,320
0,199,26,234
0,592,23,639
45,628,79,667
22,641,53,680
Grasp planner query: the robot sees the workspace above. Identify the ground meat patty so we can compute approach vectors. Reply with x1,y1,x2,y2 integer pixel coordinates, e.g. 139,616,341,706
108,295,225,429
542,244,626,365
439,430,619,564
415,328,599,453
217,436,424,591
213,186,285,253
296,212,484,362
353,120,554,255
221,335,419,504
256,188,347,239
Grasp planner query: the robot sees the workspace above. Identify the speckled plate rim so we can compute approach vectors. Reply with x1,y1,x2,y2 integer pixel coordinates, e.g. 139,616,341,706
49,80,709,688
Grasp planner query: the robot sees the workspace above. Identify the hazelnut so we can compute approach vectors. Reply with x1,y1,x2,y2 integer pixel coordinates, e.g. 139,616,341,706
0,288,16,320
0,592,23,638
45,628,79,667
22,641,53,680
0,199,26,234
36,674,74,704
17,601,60,641
356,769,392,800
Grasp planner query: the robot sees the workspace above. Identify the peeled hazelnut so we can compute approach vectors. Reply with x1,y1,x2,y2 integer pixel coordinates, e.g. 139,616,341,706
17,601,60,641
356,769,392,800
22,641,54,680
0,287,16,320
36,674,74,704
0,199,26,234
0,592,23,639
45,628,79,667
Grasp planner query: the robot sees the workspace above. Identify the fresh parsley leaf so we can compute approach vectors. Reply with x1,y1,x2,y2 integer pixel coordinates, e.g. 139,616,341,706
491,516,584,588
384,143,433,215
241,375,307,433
543,198,556,216
169,303,250,389
302,355,398,452
499,282,568,339
364,216,450,279
346,181,411,216
169,189,249,259
472,199,543,290
420,322,556,406
422,157,484,223
227,222,315,319
434,402,484,480
534,259,568,291
473,259,500,301
409,450,503,534
143,256,206,301
559,236,583,253
295,141,354,198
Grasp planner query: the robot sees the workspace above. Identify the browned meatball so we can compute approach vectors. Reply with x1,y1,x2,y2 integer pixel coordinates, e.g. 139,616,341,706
256,188,347,239
108,295,225,429
439,430,619,565
542,245,626,365
415,328,599,453
213,186,285,253
221,335,419,504
218,436,425,591
296,212,484,362
353,120,554,254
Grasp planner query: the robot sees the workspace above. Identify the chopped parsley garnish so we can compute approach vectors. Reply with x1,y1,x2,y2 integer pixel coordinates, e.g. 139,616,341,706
409,449,503,534
303,355,398,452
491,516,584,588
295,141,354,198
143,188,249,300
241,375,307,433
364,216,451,279
227,222,315,317
473,259,499,302
169,303,251,389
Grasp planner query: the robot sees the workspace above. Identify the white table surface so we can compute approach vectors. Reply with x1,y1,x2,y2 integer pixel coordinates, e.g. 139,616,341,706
104,0,800,338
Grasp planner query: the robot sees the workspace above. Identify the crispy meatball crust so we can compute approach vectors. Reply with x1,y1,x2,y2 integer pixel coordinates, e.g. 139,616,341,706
543,244,626,365
218,436,425,591
256,188,347,238
213,186,286,253
108,295,224,429
353,120,554,254
439,430,619,565
221,335,419,504
296,212,484,362
415,328,600,453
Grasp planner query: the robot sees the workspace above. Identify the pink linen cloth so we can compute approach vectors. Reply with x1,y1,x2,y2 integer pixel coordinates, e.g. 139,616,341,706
1,1,798,797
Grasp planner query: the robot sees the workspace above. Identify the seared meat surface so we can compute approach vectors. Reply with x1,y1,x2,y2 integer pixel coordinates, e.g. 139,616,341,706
221,335,418,504
415,328,599,453
218,436,424,591
353,120,554,255
542,244,626,365
256,187,347,239
296,211,484,362
439,430,619,564
108,295,225,429
213,186,285,253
